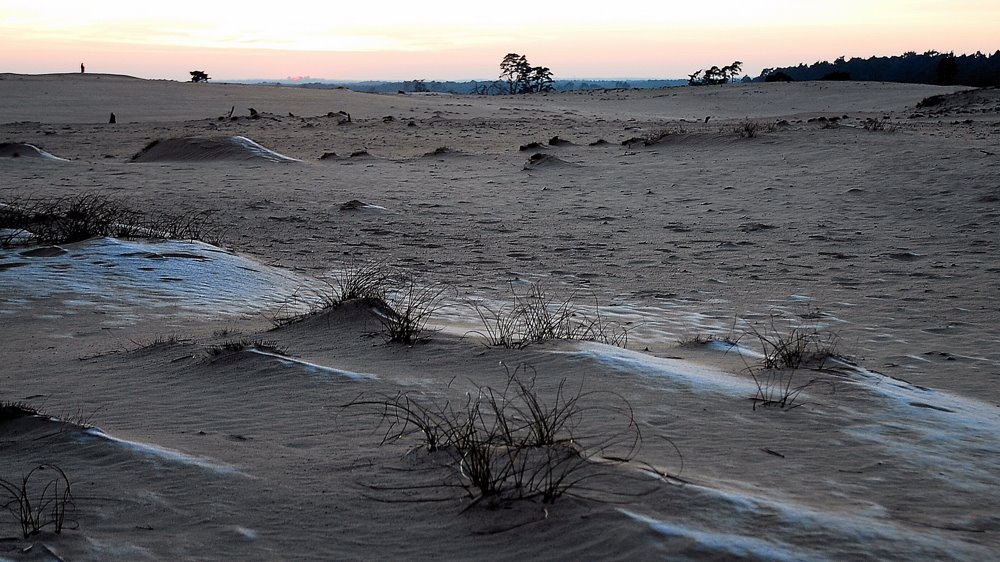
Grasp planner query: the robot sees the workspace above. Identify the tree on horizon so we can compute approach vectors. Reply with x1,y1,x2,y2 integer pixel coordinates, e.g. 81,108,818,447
500,53,554,94
688,61,742,86
190,70,210,83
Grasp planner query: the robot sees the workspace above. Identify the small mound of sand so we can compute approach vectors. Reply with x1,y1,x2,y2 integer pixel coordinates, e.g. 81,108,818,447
518,142,546,151
0,142,68,161
339,200,386,211
621,131,673,147
422,147,467,158
523,153,576,170
327,111,352,124
346,150,380,160
548,136,573,146
129,136,298,163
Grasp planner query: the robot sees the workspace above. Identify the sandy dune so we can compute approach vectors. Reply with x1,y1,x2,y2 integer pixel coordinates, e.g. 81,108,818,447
1,74,998,560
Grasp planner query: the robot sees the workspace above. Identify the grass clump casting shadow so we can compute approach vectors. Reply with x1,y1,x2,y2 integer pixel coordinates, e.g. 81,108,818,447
1,464,76,539
372,278,450,344
0,402,41,424
322,259,397,305
346,364,655,507
468,283,629,349
739,314,840,410
275,260,450,345
0,193,222,247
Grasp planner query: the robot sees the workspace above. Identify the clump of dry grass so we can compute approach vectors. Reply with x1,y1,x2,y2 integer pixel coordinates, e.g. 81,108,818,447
677,333,738,348
739,314,840,410
748,316,838,371
273,260,450,344
862,118,897,132
373,278,451,344
468,283,628,349
0,193,222,247
126,334,190,351
346,364,647,506
732,119,777,139
0,402,40,423
324,259,397,305
205,339,287,358
1,464,76,539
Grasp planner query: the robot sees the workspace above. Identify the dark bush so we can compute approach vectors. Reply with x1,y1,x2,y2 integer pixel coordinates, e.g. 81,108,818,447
821,71,851,81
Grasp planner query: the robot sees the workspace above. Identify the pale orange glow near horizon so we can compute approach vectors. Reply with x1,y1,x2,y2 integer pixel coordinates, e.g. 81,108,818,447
1,1,996,81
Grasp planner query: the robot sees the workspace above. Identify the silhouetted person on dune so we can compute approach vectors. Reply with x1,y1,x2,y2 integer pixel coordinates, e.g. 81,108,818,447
81,63,85,74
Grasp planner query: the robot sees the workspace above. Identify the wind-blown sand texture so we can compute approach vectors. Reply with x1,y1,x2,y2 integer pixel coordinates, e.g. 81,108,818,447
1,73,999,560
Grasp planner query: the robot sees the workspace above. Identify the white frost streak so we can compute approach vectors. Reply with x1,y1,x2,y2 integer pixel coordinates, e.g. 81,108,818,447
248,348,378,381
85,428,246,476
553,341,758,395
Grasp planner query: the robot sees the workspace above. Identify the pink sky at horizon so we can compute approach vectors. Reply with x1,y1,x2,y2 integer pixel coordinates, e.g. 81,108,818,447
1,1,996,81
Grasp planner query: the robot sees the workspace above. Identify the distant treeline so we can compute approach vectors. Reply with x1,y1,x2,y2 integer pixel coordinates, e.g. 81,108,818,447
270,79,686,94
756,50,1000,87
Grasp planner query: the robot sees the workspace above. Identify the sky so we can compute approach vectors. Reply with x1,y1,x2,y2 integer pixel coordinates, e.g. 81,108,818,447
1,1,996,81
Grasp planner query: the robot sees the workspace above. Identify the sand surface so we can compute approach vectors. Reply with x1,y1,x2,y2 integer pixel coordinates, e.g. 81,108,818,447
1,74,999,560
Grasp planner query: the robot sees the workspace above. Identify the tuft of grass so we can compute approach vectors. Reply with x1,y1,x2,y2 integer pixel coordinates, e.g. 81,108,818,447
748,315,838,371
372,277,450,344
283,260,449,345
677,333,738,347
1,401,99,430
468,283,628,349
0,464,76,539
324,259,396,305
740,315,839,410
0,402,40,424
862,118,897,133
205,338,287,358
126,334,190,351
266,260,399,328
346,364,645,506
732,119,776,139
0,193,222,247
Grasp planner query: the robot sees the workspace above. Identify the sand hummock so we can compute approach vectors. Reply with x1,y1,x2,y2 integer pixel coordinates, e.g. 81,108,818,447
0,142,68,160
1,74,999,560
129,136,298,163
